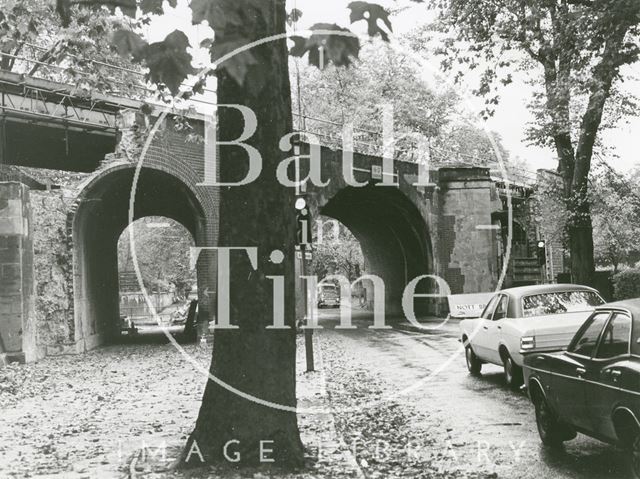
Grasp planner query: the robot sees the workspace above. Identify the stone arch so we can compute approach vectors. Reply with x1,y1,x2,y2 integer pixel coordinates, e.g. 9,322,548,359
69,164,214,351
313,183,434,316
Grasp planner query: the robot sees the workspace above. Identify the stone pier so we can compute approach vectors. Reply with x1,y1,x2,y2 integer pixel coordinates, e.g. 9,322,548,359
0,182,36,364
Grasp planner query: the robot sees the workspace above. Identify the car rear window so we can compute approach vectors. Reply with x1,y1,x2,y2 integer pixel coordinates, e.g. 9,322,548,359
522,291,604,318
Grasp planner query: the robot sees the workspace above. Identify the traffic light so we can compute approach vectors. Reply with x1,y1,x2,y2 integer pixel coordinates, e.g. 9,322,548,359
536,240,546,267
295,196,312,247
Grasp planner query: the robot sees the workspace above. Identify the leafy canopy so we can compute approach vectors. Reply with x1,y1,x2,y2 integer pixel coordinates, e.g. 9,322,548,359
591,163,640,271
0,0,145,96
99,0,422,95
426,0,640,283
292,38,515,171
118,217,196,294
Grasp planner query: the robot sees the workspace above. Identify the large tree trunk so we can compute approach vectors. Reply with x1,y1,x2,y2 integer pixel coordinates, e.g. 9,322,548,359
567,201,595,285
181,0,304,467
540,50,595,285
566,151,595,285
551,118,596,286
555,9,635,287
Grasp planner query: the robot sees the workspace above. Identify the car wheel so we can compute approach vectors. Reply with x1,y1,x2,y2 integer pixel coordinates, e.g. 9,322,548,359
503,353,523,390
464,343,482,376
631,434,640,479
534,396,566,448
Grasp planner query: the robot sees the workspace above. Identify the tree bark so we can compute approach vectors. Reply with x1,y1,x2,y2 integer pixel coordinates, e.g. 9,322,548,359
538,3,638,286
181,0,304,468
540,54,595,285
564,18,632,286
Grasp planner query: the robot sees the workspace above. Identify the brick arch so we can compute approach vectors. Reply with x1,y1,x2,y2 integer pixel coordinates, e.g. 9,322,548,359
300,144,436,316
67,161,215,237
69,163,215,351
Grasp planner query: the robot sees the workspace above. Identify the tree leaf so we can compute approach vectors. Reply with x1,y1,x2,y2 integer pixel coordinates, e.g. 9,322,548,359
104,0,137,17
348,1,392,42
110,30,148,60
287,8,303,26
289,24,360,69
191,77,206,95
190,0,242,31
190,0,219,25
140,102,153,115
289,36,308,58
144,29,195,95
140,0,164,15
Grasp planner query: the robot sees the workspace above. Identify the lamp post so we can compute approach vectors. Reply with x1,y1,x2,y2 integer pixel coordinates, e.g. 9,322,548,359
295,195,314,372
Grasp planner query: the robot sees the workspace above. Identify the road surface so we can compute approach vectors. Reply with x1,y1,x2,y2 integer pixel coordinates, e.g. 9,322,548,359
315,307,631,478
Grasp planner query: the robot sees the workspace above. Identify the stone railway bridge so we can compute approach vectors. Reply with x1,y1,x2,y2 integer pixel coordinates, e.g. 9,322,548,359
0,71,506,364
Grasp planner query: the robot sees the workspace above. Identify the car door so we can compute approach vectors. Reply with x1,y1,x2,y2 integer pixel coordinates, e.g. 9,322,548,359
551,312,611,431
616,316,640,420
584,311,633,441
473,295,500,362
485,294,509,364
616,357,640,427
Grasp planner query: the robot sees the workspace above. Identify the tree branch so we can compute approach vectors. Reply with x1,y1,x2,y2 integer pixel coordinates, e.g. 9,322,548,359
530,0,578,195
27,40,64,77
8,44,22,70
0,44,22,71
573,24,631,189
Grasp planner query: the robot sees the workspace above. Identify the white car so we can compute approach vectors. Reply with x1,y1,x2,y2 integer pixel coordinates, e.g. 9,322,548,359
459,284,605,389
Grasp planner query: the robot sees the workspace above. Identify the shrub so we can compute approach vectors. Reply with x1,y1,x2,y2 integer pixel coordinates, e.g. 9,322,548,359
612,269,640,300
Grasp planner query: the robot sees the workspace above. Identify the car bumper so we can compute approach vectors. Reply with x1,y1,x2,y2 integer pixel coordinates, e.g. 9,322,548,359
318,300,339,306
519,346,566,356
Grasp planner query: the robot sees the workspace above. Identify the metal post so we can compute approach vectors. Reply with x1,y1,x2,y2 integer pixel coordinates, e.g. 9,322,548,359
0,93,6,166
547,239,554,283
301,244,314,372
293,138,314,372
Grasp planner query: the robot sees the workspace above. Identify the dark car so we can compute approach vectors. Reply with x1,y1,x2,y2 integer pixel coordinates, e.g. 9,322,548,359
523,299,640,478
317,283,340,308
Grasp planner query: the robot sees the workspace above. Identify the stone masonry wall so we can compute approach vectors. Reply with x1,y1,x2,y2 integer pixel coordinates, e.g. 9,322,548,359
1,114,219,360
0,182,36,363
30,189,76,356
436,168,499,295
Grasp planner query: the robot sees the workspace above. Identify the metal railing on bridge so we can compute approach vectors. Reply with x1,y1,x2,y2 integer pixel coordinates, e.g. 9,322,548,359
0,41,539,186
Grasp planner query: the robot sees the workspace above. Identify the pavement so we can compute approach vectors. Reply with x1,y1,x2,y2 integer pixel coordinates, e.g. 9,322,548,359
127,333,366,478
0,310,633,478
0,333,363,479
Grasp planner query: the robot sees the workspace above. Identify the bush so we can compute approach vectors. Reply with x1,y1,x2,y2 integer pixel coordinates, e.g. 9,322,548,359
612,269,640,300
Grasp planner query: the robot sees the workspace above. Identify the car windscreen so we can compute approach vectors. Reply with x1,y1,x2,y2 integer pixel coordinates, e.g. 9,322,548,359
318,285,337,294
521,291,604,318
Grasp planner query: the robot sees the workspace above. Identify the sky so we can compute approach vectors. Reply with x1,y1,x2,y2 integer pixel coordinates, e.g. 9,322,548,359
143,0,640,174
